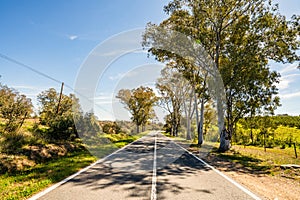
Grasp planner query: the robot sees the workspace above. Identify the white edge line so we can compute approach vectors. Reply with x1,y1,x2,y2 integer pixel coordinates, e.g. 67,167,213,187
170,139,262,200
151,133,157,200
28,132,154,200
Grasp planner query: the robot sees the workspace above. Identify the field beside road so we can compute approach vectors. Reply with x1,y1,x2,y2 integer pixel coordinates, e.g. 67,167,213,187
0,132,147,200
186,143,300,200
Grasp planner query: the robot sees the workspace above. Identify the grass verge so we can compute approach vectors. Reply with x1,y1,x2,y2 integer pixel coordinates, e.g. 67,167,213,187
0,131,149,200
0,149,96,200
201,144,300,182
163,132,300,182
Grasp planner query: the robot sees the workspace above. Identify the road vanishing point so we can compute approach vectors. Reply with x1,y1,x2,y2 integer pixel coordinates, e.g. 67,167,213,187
29,131,261,200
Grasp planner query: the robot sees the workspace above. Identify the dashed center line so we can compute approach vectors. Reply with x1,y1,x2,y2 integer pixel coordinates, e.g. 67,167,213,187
151,133,157,200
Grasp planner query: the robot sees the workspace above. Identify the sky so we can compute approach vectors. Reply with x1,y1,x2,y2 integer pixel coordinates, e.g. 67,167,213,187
0,0,299,120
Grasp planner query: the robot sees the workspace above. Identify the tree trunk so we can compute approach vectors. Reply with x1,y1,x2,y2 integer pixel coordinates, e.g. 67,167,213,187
250,128,254,144
198,98,204,146
186,111,191,140
217,96,230,152
136,124,140,133
193,89,201,145
219,128,230,152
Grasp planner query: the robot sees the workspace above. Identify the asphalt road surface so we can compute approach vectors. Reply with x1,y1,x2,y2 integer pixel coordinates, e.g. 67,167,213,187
29,131,261,200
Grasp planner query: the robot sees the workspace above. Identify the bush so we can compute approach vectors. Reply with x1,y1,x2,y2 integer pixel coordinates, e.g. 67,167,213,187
0,132,26,154
102,122,121,134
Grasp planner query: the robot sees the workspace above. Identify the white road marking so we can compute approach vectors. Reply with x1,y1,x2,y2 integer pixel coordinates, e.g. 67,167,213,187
151,133,157,200
28,132,153,200
29,131,261,200
169,136,262,200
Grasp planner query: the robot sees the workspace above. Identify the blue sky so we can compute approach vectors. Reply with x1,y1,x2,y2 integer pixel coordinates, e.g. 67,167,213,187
0,0,299,120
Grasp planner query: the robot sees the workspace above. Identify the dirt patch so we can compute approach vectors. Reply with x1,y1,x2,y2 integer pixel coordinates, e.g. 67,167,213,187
222,170,300,200
188,147,300,200
0,154,35,173
0,142,82,173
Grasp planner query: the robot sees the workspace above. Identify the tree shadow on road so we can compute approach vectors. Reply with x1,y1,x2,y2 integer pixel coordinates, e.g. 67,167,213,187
66,135,215,199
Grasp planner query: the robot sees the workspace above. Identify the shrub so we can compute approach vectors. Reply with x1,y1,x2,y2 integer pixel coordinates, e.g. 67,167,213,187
0,132,26,154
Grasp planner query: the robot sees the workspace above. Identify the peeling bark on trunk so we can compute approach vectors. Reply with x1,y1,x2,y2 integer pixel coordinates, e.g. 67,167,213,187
219,128,230,152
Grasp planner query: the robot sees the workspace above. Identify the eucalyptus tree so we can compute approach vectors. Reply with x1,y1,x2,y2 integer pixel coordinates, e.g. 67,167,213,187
116,86,158,133
143,0,299,151
37,88,81,140
157,65,198,139
0,84,33,133
156,66,185,136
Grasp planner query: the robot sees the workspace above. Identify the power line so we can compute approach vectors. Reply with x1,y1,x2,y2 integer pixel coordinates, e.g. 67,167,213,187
0,52,113,116
0,52,63,85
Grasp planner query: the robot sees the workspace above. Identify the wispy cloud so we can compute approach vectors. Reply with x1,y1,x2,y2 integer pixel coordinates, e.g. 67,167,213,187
10,85,46,96
279,91,300,99
93,93,118,105
279,63,298,74
109,73,124,81
91,50,128,57
132,49,148,54
68,35,78,41
277,74,300,90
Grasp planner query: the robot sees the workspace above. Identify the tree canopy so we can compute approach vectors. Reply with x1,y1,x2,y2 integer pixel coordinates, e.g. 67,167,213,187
143,0,300,151
0,84,33,133
116,86,158,133
37,88,81,140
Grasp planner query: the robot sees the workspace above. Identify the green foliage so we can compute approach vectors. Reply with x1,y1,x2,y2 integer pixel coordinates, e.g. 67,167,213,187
101,121,121,134
116,86,158,133
0,84,33,134
156,67,186,136
0,84,33,154
37,88,81,141
0,132,26,154
0,150,96,200
75,112,101,139
237,115,300,148
143,0,300,151
271,115,300,128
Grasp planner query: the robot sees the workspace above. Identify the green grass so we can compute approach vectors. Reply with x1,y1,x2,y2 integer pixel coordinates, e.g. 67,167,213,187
207,144,300,181
0,131,149,200
164,131,300,181
85,131,149,158
104,132,147,148
274,126,300,144
231,145,300,166
0,150,96,200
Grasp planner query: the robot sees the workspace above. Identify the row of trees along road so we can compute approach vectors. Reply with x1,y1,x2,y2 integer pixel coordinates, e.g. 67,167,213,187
143,0,300,152
156,65,215,142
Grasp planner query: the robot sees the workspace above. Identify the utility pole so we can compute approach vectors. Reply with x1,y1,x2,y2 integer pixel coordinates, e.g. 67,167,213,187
294,143,298,159
56,82,64,114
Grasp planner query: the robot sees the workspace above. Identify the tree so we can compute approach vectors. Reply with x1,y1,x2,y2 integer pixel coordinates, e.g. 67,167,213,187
75,112,101,139
143,0,299,152
203,101,217,137
156,66,185,137
116,86,158,133
0,84,32,133
37,88,81,141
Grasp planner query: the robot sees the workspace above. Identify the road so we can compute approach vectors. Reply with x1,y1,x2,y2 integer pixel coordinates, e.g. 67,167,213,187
29,131,261,200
